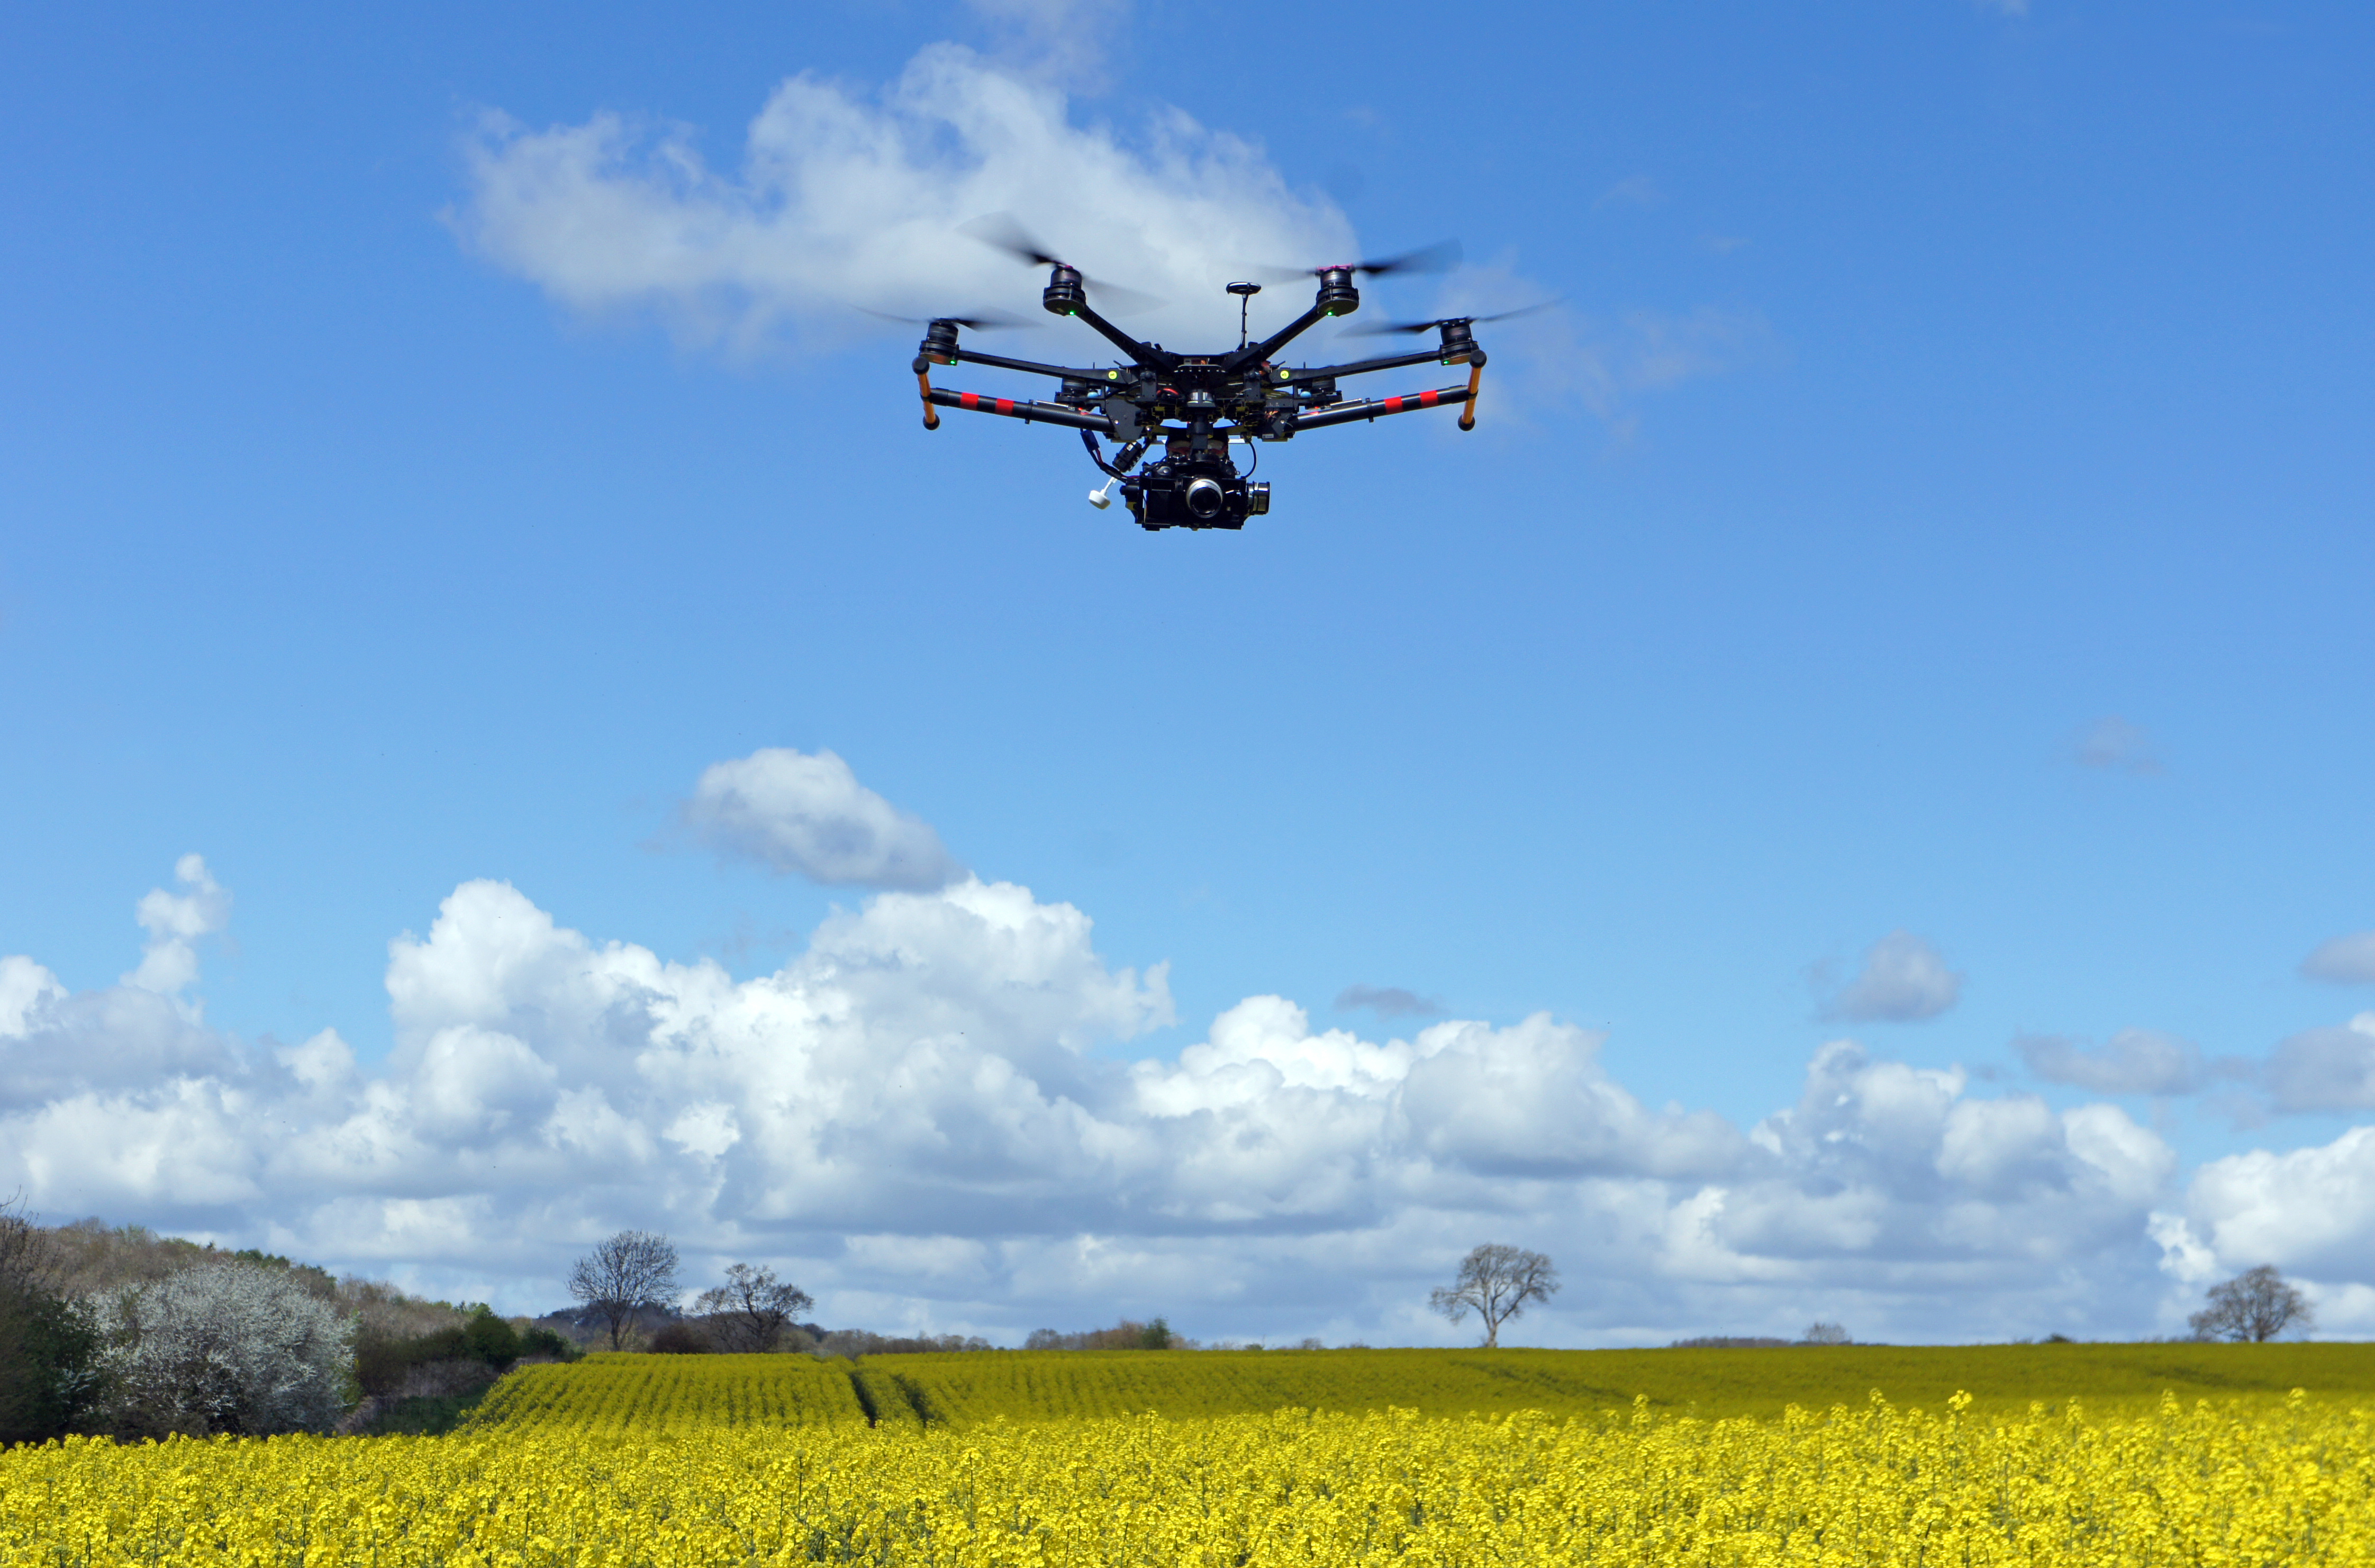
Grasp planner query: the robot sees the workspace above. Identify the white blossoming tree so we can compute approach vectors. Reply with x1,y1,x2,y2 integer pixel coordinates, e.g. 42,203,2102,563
91,1261,353,1437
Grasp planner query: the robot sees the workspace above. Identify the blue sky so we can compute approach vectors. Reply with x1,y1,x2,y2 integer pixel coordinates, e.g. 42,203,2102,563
3,1,2372,1345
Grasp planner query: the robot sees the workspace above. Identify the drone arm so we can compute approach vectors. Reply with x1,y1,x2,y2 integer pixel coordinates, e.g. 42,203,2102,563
951,347,1112,382
1284,346,1458,383
926,387,1118,433
1060,299,1168,368
1292,382,1475,432
1221,301,1331,375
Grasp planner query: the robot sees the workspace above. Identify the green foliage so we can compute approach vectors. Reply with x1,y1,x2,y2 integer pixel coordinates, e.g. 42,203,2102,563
464,1307,523,1365
0,1281,104,1444
356,1309,570,1396
518,1325,576,1360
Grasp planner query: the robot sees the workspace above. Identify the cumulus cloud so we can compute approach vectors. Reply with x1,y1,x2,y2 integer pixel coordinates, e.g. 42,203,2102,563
0,956,67,1037
2073,715,2160,774
2263,1015,2375,1114
450,40,1357,354
2017,1029,2208,1096
0,848,2268,1344
124,854,230,1005
2165,1124,2375,1286
1819,930,1963,1023
685,747,963,889
2302,931,2375,985
1335,984,1439,1019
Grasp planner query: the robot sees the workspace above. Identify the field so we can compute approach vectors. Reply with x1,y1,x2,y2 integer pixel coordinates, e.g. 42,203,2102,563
7,1346,2375,1566
475,1341,2375,1431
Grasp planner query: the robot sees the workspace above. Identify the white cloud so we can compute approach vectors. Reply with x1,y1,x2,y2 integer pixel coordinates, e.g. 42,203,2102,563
1819,930,1963,1022
685,747,963,889
2178,1125,2375,1284
2018,1028,2204,1096
2073,715,2160,774
2302,930,2375,984
125,854,230,1005
2263,1015,2375,1114
6,847,2362,1346
0,956,67,1037
451,42,1356,355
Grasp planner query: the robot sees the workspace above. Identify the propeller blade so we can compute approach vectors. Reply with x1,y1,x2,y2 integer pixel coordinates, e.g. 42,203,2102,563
858,306,1030,331
1251,239,1465,284
1339,299,1561,337
1350,239,1464,277
959,213,1166,316
1080,278,1165,316
959,213,1065,270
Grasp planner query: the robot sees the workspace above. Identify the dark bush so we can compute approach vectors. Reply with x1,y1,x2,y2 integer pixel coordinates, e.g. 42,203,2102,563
519,1325,575,1359
649,1321,712,1354
0,1280,103,1443
0,1201,104,1444
463,1308,522,1367
356,1309,563,1395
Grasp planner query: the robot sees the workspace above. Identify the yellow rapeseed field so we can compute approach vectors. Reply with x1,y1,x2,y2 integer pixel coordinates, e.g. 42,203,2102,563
6,1386,2373,1566
474,1341,2375,1431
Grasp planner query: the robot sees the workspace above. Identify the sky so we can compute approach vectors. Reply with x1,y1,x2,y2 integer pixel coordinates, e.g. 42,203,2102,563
3,0,2372,1347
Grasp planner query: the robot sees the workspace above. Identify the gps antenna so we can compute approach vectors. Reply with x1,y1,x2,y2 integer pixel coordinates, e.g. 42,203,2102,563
1227,282,1261,349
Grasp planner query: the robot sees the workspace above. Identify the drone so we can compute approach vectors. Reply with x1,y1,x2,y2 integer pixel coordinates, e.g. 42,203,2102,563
899,218,1545,531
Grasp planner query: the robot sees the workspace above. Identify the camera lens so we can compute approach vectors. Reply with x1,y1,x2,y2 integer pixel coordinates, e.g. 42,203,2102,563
1184,477,1226,521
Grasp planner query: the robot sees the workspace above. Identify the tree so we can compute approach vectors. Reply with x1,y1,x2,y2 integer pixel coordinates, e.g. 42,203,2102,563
568,1230,680,1351
1429,1244,1561,1349
692,1262,813,1353
87,1261,353,1437
1799,1321,1851,1346
2189,1265,2314,1343
0,1197,103,1443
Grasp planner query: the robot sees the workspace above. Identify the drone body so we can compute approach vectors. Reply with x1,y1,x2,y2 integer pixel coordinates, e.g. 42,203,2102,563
909,235,1516,530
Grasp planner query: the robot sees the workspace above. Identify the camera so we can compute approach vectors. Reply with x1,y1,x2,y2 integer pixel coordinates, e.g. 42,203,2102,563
1122,450,1271,531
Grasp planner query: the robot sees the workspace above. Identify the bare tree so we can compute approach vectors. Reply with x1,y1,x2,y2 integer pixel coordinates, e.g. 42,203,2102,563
2189,1265,2314,1343
568,1231,679,1351
693,1263,813,1353
1429,1244,1561,1349
1799,1321,1851,1346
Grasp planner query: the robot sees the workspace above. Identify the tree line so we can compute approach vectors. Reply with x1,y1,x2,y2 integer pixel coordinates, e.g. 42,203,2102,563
2,1206,2322,1447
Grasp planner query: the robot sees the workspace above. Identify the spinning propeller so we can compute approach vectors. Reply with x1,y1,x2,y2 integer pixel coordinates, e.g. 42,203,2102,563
961,215,1164,315
1343,300,1560,337
1254,239,1464,283
858,307,1029,332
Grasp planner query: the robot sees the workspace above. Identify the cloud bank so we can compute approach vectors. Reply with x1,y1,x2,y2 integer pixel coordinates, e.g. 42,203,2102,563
451,41,1355,354
11,796,2375,1343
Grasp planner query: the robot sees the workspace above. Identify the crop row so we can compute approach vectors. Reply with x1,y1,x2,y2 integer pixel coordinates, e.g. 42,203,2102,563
470,1342,2375,1434
7,1392,2372,1565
